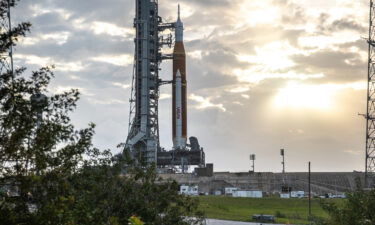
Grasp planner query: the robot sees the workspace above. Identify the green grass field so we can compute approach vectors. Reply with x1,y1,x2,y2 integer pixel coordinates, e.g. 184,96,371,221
198,196,343,224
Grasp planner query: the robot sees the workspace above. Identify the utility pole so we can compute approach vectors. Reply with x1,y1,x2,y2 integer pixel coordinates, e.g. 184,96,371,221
250,154,255,172
308,161,311,218
281,149,285,173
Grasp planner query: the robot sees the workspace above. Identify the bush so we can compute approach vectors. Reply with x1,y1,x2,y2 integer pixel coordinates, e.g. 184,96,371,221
275,210,286,218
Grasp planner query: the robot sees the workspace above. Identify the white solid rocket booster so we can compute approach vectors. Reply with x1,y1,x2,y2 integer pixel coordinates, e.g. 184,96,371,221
174,69,186,149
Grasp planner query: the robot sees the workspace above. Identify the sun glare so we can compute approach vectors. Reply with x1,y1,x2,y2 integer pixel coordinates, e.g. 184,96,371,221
274,82,334,110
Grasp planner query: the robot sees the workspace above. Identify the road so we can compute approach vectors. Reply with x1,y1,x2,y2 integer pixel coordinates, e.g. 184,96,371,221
206,219,284,225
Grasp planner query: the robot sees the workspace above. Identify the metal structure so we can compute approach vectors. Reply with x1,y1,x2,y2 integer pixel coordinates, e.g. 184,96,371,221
365,0,375,185
0,0,15,176
126,0,173,164
30,93,48,128
281,149,285,173
308,162,311,217
250,154,255,172
0,0,14,76
126,0,205,170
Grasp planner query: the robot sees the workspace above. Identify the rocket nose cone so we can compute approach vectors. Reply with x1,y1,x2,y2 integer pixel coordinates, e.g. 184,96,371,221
176,69,182,78
175,5,183,42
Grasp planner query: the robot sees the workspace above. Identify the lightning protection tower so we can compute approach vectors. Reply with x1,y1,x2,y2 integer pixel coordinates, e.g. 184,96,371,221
365,0,375,186
0,0,14,76
250,154,255,172
280,149,285,173
0,0,15,176
126,0,174,164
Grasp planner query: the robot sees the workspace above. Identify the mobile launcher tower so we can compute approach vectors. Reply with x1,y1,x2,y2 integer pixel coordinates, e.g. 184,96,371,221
125,0,205,172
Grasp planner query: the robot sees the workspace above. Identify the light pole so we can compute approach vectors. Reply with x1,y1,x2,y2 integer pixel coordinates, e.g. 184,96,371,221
281,149,285,173
308,161,311,218
250,154,255,172
30,93,48,129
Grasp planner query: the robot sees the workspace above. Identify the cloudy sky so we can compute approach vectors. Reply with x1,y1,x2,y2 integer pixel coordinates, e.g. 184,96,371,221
12,0,370,172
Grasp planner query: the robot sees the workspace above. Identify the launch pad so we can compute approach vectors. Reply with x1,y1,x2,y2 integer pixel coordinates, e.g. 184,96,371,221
157,137,205,168
125,0,206,172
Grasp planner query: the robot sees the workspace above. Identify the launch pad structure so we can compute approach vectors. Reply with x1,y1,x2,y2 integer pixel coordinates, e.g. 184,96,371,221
125,0,205,171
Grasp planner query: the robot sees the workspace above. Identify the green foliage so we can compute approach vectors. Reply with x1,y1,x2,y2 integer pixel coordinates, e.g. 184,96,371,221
316,188,375,225
198,196,341,224
275,210,286,218
128,216,144,225
0,1,205,225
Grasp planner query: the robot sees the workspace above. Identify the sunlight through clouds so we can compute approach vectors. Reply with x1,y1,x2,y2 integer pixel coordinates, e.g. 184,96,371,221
237,42,297,70
235,0,280,27
298,31,361,49
90,21,133,37
273,81,367,110
12,0,369,171
15,54,86,72
274,81,334,109
189,94,226,112
233,70,324,84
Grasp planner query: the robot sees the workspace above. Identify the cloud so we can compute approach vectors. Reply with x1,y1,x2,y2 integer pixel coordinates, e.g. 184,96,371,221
15,54,86,72
227,86,250,93
91,54,133,67
330,19,366,32
233,70,324,84
112,82,130,90
345,150,362,155
10,0,368,172
291,49,365,82
189,94,226,112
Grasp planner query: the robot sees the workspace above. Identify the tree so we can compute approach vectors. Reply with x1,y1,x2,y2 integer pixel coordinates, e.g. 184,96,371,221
0,1,205,224
55,156,204,225
314,186,375,225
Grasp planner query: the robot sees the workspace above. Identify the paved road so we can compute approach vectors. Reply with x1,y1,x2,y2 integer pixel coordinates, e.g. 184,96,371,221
206,219,283,225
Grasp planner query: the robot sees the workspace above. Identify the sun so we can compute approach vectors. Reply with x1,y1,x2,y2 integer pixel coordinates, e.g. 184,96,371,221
274,82,334,110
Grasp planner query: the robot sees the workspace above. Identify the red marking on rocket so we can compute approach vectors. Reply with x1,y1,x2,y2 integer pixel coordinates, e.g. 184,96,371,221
173,5,187,149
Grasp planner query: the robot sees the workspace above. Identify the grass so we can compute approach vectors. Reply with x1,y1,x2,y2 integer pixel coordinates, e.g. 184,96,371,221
198,196,343,224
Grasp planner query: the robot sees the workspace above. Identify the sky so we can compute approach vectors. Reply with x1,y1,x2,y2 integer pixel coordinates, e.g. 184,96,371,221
11,0,370,172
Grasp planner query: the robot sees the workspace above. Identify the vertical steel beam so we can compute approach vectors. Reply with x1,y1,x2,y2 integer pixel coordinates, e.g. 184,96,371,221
308,162,311,218
0,0,15,176
0,0,14,76
366,0,375,186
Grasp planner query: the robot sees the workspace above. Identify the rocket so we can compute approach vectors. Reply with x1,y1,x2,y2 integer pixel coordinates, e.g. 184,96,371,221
173,5,187,150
